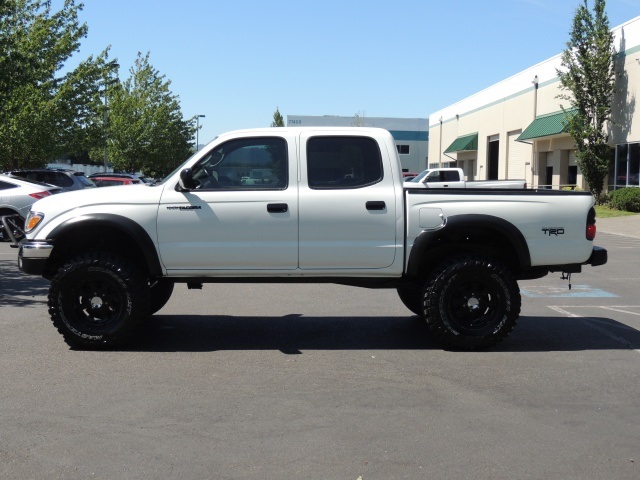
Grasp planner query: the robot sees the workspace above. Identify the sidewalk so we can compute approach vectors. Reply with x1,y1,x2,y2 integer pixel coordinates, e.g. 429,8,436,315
596,213,640,239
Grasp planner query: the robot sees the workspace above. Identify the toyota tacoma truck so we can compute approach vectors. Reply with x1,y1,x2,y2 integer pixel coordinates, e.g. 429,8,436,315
16,127,607,350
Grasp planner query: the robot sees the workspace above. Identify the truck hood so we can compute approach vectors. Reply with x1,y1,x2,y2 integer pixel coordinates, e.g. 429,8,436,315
30,184,165,216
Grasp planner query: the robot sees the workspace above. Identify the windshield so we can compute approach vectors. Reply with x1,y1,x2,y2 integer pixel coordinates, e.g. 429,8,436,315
77,175,96,187
410,169,430,183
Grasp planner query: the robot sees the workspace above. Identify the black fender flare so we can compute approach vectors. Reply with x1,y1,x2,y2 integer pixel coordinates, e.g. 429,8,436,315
406,214,531,277
48,213,163,277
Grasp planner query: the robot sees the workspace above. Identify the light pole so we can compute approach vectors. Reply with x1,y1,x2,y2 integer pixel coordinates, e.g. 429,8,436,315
103,63,119,173
196,114,205,151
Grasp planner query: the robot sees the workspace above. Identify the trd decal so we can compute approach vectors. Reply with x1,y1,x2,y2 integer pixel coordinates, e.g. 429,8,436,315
542,227,564,236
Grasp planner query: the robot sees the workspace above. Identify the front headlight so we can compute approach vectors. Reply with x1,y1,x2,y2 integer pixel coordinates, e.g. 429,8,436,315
25,212,44,233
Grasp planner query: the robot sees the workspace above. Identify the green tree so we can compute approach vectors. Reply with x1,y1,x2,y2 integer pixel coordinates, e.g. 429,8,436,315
271,107,284,127
0,0,108,170
557,0,616,203
107,52,194,177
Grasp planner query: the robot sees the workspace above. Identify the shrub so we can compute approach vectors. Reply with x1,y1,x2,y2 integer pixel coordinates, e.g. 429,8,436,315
609,187,640,212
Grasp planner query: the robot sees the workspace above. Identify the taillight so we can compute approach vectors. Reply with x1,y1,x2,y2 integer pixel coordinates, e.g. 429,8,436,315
29,191,52,200
586,207,596,241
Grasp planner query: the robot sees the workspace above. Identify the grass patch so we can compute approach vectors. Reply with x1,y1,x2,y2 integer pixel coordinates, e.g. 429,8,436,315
595,205,638,218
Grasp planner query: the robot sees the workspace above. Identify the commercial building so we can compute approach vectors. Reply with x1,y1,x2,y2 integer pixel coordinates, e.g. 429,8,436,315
428,15,640,191
286,115,429,174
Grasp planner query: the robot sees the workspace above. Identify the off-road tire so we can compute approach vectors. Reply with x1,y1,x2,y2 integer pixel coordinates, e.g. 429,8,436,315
48,252,150,349
422,255,520,350
149,279,174,315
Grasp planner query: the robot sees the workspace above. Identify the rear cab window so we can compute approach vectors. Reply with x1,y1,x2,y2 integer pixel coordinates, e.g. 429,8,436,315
306,136,383,189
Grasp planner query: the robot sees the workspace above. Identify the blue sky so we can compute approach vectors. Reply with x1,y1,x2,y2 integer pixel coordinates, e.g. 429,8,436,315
60,0,639,145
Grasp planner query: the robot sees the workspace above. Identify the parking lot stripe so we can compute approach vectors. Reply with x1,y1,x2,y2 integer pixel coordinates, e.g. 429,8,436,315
599,306,640,316
548,305,640,353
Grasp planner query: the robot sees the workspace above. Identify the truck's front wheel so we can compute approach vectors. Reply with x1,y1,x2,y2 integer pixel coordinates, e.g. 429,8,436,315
48,253,150,349
423,256,520,350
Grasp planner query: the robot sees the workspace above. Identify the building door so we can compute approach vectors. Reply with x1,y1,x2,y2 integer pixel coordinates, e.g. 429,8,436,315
488,138,499,180
545,166,553,189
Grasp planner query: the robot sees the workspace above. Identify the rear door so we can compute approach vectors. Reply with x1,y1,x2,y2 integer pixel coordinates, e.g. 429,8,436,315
298,132,400,270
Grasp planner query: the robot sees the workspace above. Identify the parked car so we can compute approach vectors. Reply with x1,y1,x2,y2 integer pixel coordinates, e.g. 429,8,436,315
5,169,95,191
0,174,64,241
91,176,142,187
89,172,152,184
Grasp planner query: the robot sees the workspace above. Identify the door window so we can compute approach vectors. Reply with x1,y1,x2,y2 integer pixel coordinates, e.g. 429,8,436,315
191,137,288,190
307,136,382,189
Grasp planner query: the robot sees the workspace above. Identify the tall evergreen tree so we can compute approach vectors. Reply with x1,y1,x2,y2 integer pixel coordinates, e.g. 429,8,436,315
107,52,195,177
557,0,616,203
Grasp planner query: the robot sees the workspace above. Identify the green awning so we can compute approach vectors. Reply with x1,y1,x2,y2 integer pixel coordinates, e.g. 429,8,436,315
444,133,478,153
517,110,576,141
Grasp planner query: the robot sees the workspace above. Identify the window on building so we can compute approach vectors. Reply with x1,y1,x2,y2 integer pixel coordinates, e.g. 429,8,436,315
630,143,639,187
307,136,382,189
396,144,410,155
614,143,639,188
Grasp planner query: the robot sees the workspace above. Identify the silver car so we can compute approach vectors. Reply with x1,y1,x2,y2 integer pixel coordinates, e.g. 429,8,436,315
5,169,96,191
0,174,64,241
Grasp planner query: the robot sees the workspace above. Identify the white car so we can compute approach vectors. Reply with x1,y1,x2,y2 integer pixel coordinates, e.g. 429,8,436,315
0,174,63,241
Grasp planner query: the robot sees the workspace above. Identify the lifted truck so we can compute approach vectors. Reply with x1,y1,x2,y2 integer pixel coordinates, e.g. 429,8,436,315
17,127,607,350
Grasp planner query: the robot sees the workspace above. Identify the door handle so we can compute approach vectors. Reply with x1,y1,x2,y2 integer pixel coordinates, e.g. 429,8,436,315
366,201,386,211
267,203,288,213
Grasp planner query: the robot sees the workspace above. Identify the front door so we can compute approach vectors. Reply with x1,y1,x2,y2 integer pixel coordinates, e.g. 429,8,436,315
157,135,298,272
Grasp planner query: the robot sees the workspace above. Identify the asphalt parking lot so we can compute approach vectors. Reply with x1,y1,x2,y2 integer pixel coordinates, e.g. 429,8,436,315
1,218,639,480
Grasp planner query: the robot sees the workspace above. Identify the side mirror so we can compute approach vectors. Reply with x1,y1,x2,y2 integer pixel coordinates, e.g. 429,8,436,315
178,168,196,191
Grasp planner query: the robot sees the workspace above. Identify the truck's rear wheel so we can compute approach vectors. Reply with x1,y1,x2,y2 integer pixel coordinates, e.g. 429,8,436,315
422,255,520,350
48,252,150,349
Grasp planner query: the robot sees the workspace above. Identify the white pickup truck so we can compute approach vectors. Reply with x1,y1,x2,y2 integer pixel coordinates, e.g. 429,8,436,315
16,127,607,350
406,167,526,189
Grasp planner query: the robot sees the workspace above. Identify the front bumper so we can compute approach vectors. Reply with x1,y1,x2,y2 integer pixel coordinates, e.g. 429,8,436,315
18,240,53,275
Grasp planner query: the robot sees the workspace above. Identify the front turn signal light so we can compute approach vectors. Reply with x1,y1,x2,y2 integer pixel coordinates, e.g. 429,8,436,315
25,212,44,233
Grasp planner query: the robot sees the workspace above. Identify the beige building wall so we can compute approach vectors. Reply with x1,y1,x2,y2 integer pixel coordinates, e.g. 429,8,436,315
429,15,640,191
